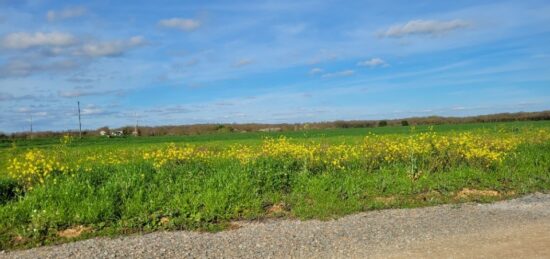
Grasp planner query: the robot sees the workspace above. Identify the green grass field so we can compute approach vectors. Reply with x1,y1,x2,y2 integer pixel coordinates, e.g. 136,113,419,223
3,120,549,148
0,120,549,249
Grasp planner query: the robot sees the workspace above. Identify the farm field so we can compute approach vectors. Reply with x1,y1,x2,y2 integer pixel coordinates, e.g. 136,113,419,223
0,120,549,249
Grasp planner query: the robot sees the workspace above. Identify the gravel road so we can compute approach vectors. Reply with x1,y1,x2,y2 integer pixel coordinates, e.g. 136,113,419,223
3,193,550,258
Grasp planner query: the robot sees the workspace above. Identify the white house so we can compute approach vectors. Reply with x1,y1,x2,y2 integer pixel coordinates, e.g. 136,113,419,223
111,130,124,137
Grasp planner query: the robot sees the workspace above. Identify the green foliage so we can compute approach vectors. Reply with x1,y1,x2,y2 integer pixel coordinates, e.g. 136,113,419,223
0,177,20,204
0,121,548,249
2,121,548,150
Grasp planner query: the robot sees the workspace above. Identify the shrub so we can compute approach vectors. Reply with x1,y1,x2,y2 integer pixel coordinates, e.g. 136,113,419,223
0,178,20,204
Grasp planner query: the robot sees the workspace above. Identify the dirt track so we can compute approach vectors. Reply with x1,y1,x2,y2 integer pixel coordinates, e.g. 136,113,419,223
3,193,550,258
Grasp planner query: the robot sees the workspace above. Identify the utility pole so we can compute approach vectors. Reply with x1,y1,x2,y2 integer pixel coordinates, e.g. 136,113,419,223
29,113,33,139
77,101,82,139
133,112,139,136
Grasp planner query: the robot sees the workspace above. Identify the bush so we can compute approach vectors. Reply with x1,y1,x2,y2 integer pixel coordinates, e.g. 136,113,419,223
401,120,409,126
378,120,388,127
0,178,20,204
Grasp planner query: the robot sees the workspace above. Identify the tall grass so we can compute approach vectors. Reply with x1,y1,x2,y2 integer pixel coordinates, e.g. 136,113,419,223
0,122,548,249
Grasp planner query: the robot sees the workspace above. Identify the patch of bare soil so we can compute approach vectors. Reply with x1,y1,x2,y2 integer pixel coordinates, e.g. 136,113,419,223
227,222,241,230
57,226,93,238
11,236,28,246
455,188,500,199
374,196,397,205
160,217,170,225
266,202,289,216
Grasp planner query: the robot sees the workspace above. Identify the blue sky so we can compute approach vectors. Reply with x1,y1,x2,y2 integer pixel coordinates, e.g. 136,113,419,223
0,0,549,132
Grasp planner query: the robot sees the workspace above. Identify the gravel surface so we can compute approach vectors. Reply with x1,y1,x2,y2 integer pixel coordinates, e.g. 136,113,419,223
3,193,550,258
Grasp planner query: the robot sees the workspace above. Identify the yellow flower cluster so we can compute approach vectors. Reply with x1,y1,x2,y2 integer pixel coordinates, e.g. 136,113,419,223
261,137,319,162
77,149,129,168
221,144,255,164
259,137,365,170
7,149,69,188
6,145,140,187
5,128,548,188
361,131,521,167
143,143,212,169
141,130,538,171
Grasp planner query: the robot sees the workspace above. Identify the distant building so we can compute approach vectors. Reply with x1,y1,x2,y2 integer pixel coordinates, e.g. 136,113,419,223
99,130,107,136
259,127,281,132
111,130,124,137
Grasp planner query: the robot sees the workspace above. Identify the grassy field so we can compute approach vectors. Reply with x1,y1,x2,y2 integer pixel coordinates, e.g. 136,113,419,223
0,121,549,249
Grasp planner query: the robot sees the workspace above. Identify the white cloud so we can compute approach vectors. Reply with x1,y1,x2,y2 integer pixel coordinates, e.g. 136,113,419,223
146,105,193,115
381,19,471,38
0,35,146,78
58,89,121,98
1,32,76,49
357,58,388,68
322,70,355,78
46,6,87,22
233,58,254,67
77,36,146,57
0,59,35,77
16,107,34,113
309,67,323,75
0,58,78,78
0,93,39,102
0,93,11,101
158,18,201,31
81,107,112,116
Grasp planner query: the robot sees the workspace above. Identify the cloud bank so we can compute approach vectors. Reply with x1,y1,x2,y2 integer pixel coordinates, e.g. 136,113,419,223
357,58,388,67
1,32,76,49
77,36,146,57
158,18,201,31
321,70,355,78
381,19,471,38
46,6,87,22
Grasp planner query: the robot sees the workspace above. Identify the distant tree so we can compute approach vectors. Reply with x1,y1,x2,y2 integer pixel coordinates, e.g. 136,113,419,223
97,126,110,135
4,111,549,139
216,124,234,133
334,121,349,128
122,127,133,135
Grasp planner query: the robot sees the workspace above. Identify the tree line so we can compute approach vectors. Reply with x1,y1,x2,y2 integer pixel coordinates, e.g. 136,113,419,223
2,110,549,139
